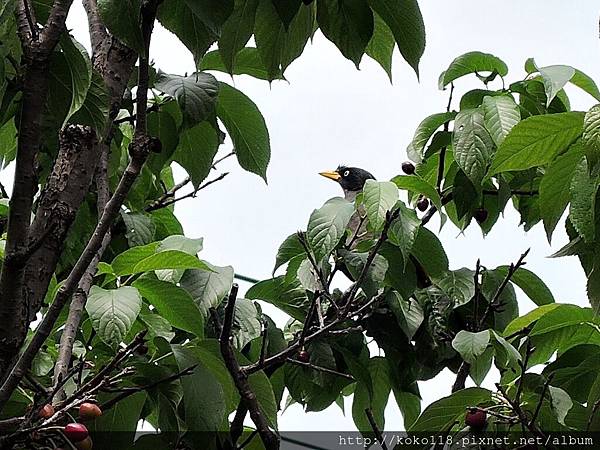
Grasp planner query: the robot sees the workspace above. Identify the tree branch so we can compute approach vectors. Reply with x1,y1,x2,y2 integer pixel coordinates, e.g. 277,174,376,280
285,358,355,381
365,408,388,450
219,284,279,450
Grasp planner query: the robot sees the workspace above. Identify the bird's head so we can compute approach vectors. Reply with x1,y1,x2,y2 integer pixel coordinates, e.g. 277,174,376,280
319,166,375,196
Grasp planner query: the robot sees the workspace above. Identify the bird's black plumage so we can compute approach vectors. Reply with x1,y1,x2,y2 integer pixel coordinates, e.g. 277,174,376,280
335,166,375,192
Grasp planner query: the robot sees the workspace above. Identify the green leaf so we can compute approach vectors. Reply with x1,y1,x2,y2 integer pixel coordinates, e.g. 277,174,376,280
583,104,600,170
365,12,394,81
111,242,160,276
172,345,226,433
216,82,270,181
218,0,260,73
489,112,584,174
158,235,204,254
529,304,596,337
502,303,561,336
155,72,219,128
273,233,304,275
200,48,282,80
271,0,301,28
340,250,388,298
494,266,555,306
231,298,262,349
255,0,314,81
172,121,219,188
0,118,17,168
490,330,521,368
437,268,475,308
392,390,421,429
588,267,600,314
362,180,398,231
97,0,144,54
406,112,456,163
570,69,600,102
540,141,584,241
88,392,146,449
32,350,53,377
316,0,374,68
122,212,155,247
387,201,420,261
181,0,234,35
367,0,425,76
246,277,310,321
86,286,142,347
452,108,495,186
482,95,520,146
469,347,493,386
158,0,217,62
179,264,234,317
409,387,492,432
441,52,508,88
306,197,354,260
133,278,205,337
538,65,575,107
147,110,179,174
548,385,573,426
452,330,490,364
391,175,442,212
411,227,448,279
352,357,390,432
569,157,598,242
387,291,423,340
60,35,92,128
132,250,212,274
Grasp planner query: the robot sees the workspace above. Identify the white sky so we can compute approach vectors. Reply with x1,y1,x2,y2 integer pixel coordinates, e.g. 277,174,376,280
3,0,598,434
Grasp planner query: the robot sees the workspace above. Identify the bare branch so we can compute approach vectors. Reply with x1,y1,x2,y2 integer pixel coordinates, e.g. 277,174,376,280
285,358,355,381
219,284,279,450
365,408,388,450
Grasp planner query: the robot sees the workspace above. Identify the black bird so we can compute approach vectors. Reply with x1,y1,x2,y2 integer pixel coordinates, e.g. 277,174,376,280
319,166,375,202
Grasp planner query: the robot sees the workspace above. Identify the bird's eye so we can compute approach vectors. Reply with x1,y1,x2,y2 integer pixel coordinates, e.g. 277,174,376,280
343,170,350,177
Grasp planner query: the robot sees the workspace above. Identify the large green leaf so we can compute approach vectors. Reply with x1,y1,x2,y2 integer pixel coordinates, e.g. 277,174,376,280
540,141,584,241
97,0,144,54
391,175,442,211
571,69,600,102
200,48,281,80
549,386,573,426
133,278,205,337
179,264,234,317
155,72,219,128
0,119,17,168
452,108,495,186
411,227,448,279
489,112,584,174
231,298,262,350
216,82,270,181
122,212,155,247
482,95,520,146
132,250,212,274
388,201,420,261
85,286,142,347
254,0,314,81
316,0,374,68
306,197,354,260
218,0,260,73
387,291,423,340
60,35,92,128
172,345,227,434
273,233,304,275
365,12,394,81
437,268,475,308
452,330,490,364
494,266,555,306
352,357,390,432
158,0,217,62
246,277,310,321
502,303,560,336
172,121,219,188
340,250,388,297
406,112,455,163
181,0,234,34
362,180,399,231
583,104,600,170
440,52,508,88
569,157,599,242
367,0,425,76
538,65,575,107
112,242,160,276
409,387,492,432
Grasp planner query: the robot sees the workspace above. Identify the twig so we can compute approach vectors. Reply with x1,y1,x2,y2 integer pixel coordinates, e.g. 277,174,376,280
483,189,538,197
229,402,249,447
495,382,547,441
420,192,453,226
587,399,600,432
365,408,388,450
258,319,269,367
530,373,554,427
219,285,279,450
286,358,355,381
436,83,454,194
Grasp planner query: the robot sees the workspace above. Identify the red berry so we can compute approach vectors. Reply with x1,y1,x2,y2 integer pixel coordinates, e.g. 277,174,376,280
75,436,93,450
38,403,55,419
64,423,89,442
401,161,416,175
417,197,429,212
79,403,102,421
297,350,310,363
474,208,488,224
465,409,487,430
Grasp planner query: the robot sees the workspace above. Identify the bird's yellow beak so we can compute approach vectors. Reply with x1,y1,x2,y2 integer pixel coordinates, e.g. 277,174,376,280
319,170,341,181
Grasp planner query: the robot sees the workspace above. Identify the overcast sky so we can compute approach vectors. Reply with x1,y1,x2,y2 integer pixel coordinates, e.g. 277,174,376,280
4,0,598,433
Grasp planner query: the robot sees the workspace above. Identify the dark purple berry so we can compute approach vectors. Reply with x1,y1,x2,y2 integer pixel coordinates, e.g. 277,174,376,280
417,197,429,212
402,161,416,175
474,208,488,223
